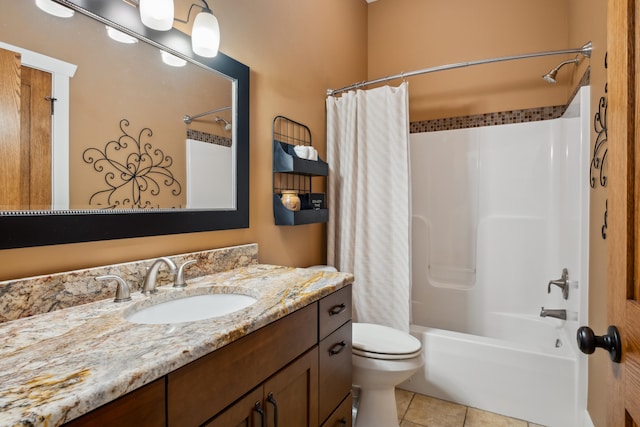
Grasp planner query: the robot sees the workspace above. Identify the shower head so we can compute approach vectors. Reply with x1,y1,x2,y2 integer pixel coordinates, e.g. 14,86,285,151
542,57,580,84
215,116,232,131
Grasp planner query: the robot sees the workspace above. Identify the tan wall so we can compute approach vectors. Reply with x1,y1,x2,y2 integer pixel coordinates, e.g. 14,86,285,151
568,1,609,425
0,0,367,280
368,0,576,121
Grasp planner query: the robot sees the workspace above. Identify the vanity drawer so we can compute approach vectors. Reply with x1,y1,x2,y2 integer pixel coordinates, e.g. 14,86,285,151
319,285,352,340
321,393,353,427
319,320,352,424
167,302,318,427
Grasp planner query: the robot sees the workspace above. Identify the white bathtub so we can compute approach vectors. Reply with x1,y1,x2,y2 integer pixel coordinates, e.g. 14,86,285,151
400,319,582,427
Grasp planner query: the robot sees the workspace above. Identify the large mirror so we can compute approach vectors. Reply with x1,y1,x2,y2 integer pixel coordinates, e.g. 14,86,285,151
0,0,249,248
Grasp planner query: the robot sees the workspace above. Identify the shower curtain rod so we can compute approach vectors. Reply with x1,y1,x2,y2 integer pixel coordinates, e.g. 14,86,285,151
326,41,592,96
183,106,232,124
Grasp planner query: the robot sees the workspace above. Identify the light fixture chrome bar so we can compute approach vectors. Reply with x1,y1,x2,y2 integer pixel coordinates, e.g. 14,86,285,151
183,106,231,124
327,41,592,96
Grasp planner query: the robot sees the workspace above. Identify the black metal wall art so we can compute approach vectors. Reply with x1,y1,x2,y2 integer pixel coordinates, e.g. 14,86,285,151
591,53,608,239
82,119,182,209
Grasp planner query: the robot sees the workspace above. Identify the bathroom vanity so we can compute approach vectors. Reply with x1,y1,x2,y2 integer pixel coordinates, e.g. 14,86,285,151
0,246,354,427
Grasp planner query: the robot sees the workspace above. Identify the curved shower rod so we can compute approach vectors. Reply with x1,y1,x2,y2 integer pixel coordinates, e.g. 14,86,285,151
183,106,232,124
326,41,592,96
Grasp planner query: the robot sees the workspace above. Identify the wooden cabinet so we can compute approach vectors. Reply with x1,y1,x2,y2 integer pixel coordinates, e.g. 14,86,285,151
61,286,352,427
63,378,165,427
167,303,318,427
318,286,352,425
206,348,319,427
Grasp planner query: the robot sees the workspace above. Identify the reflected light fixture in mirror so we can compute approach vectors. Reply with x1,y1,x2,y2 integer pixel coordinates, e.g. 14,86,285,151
35,0,75,18
139,0,174,31
106,26,139,44
161,50,187,67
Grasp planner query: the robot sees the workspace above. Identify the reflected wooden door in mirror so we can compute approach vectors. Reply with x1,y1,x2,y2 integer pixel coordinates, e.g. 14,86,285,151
0,0,249,248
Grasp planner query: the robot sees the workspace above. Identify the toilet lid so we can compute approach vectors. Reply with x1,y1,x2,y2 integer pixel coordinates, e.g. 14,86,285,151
352,323,422,358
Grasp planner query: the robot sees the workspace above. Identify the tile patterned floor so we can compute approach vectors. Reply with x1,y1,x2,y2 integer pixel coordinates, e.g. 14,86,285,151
395,389,545,427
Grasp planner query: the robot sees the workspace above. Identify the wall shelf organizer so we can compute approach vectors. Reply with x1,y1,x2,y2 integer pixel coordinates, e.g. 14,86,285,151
272,116,328,225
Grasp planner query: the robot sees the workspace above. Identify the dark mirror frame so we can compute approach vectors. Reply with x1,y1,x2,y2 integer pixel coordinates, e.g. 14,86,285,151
0,0,249,249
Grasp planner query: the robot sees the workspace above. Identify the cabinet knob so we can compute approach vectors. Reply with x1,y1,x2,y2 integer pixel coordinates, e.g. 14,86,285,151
329,303,346,316
329,341,347,356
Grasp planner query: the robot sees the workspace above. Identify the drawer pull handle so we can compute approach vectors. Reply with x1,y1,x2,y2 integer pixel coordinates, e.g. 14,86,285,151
329,303,347,316
337,417,348,425
254,401,265,427
329,341,347,356
267,392,279,427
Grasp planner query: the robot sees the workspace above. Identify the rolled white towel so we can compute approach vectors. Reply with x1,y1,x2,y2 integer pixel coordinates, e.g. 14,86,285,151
293,145,309,158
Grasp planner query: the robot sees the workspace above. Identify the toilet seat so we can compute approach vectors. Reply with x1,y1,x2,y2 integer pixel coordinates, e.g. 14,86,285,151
352,323,422,360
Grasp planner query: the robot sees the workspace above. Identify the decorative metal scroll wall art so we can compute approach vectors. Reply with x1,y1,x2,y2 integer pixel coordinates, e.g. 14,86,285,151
591,53,608,239
82,119,182,209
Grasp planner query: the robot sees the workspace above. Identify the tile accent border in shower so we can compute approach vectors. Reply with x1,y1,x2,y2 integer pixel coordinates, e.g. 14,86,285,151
410,68,590,133
187,129,232,147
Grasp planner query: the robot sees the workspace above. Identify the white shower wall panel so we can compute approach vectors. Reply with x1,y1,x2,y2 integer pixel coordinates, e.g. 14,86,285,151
410,111,585,335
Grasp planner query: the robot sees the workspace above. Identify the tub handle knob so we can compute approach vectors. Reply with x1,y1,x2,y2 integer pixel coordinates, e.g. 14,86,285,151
576,325,622,363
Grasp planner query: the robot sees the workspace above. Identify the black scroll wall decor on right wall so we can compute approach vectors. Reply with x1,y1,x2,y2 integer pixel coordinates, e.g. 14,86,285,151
591,52,608,239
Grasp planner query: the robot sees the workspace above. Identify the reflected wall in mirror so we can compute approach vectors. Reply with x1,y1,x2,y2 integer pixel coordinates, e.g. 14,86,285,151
0,0,249,248
0,0,234,211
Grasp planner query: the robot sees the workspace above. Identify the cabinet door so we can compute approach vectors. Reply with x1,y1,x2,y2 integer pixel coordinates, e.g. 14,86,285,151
205,387,264,427
263,347,319,427
319,321,352,424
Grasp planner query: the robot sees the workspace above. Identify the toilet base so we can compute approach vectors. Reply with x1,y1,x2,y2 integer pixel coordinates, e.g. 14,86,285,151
354,387,399,427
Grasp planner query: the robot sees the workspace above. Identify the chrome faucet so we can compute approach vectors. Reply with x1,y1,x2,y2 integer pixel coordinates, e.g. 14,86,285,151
174,260,197,288
540,307,567,320
96,275,132,303
548,268,570,300
142,257,177,295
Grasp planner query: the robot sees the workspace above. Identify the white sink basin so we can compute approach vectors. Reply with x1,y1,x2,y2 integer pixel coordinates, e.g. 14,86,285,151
126,293,257,324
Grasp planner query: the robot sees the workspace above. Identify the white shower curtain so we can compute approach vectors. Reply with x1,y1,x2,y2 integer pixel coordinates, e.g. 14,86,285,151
326,83,411,332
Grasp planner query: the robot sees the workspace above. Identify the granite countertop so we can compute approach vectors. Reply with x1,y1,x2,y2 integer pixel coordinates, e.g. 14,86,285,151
0,264,354,427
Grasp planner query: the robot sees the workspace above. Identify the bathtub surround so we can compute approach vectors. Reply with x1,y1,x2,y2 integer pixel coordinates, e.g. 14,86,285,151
403,87,590,426
326,82,411,332
0,244,258,323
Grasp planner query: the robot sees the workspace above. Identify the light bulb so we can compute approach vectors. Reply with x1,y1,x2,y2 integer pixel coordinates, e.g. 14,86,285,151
139,0,174,31
191,11,220,58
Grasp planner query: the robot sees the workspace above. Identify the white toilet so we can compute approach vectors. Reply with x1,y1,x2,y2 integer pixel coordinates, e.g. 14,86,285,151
307,265,423,427
352,322,423,427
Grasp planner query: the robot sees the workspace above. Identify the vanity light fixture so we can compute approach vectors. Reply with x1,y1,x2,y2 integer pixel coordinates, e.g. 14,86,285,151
106,26,139,44
161,51,187,67
139,0,174,31
175,0,220,58
35,0,75,18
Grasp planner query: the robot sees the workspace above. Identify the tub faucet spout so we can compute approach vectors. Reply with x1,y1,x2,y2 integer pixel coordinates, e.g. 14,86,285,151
539,307,567,320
